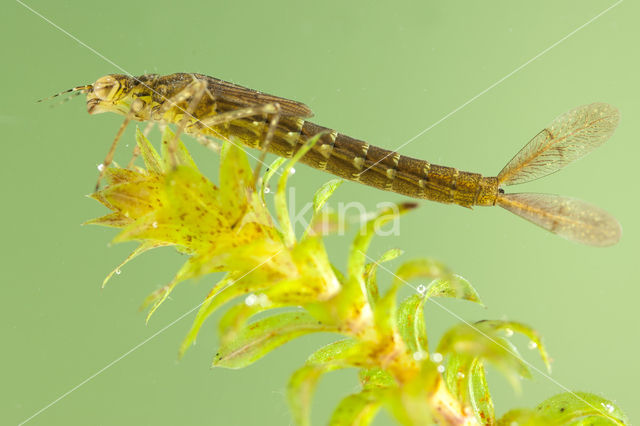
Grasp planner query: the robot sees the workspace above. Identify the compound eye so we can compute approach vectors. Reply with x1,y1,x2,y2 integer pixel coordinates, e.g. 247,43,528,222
92,75,120,100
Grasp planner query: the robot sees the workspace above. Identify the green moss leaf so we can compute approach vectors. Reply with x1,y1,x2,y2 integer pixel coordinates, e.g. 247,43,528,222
219,138,253,223
313,178,343,214
307,338,359,364
498,392,628,425
382,365,442,425
349,204,416,288
373,275,403,340
288,365,327,426
392,259,481,306
397,294,429,356
359,368,396,390
261,157,286,203
217,270,339,346
423,274,483,306
443,350,494,424
474,320,551,373
342,203,417,320
329,390,383,426
102,241,170,287
135,127,164,174
301,178,344,239
443,353,469,404
364,248,403,305
287,339,360,426
160,127,199,172
276,133,324,247
468,358,494,425
179,276,235,358
535,392,627,425
393,258,449,284
213,311,330,369
396,271,480,360
437,322,531,392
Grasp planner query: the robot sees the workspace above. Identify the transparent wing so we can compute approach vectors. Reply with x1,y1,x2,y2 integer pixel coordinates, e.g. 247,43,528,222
497,193,621,246
497,103,619,186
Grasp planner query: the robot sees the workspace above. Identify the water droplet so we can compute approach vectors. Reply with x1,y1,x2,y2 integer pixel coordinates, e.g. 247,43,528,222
289,167,296,175
528,340,538,350
245,294,257,306
257,293,271,307
416,284,427,295
152,221,158,229
437,365,445,373
602,402,615,413
264,187,271,194
504,328,514,337
97,163,105,172
412,351,426,361
457,372,465,379
431,352,443,363
115,269,121,275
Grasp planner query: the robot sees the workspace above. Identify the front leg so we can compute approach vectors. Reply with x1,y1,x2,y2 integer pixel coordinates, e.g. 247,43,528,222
153,75,215,168
193,102,282,186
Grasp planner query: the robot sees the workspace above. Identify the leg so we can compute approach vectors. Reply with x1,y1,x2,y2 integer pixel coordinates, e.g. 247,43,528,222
152,75,215,168
195,103,279,129
167,79,209,168
252,103,281,185
95,107,135,190
193,133,221,153
194,102,282,188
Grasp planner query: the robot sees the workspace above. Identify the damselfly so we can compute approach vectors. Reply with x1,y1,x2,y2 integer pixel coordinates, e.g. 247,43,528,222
50,73,622,246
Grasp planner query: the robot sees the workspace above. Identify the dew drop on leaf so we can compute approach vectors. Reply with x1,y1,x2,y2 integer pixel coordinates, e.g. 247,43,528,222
245,294,258,306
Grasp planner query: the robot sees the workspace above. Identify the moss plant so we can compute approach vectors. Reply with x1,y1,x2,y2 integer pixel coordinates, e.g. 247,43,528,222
86,127,628,425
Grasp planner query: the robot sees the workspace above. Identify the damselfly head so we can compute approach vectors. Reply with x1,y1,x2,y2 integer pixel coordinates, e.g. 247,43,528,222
86,74,135,115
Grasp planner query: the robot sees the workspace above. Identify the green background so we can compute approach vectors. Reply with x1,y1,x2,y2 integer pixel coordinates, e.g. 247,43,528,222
3,0,638,424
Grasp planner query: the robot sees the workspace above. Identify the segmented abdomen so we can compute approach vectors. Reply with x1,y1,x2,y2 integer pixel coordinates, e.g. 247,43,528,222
295,121,498,208
196,112,498,207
